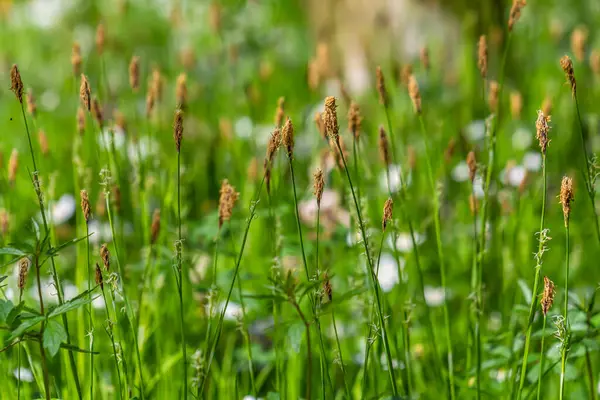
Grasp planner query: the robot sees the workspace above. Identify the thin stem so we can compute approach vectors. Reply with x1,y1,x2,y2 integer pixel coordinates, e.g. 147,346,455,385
291,299,312,400
469,182,481,400
564,223,570,321
417,116,455,399
536,316,548,400
559,347,567,400
86,224,95,400
175,150,188,400
101,286,124,400
35,255,51,400
335,139,398,396
517,153,547,399
235,268,257,395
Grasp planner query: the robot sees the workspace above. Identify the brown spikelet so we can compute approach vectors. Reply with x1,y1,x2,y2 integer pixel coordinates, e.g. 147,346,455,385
510,91,523,120
38,130,49,156
382,197,393,231
91,97,103,127
467,151,477,183
77,107,86,136
151,208,161,245
218,179,239,228
408,75,422,115
176,73,188,110
420,47,430,71
80,74,91,111
488,81,499,113
535,110,551,154
540,276,555,316
8,149,18,184
264,159,272,195
444,137,456,164
308,59,320,91
10,64,24,104
323,273,332,302
400,64,413,86
173,109,183,152
0,210,8,238
508,0,527,32
571,27,588,62
112,185,121,214
129,55,140,91
95,263,104,290
376,66,388,107
151,67,163,103
591,50,600,76
469,194,479,216
348,101,362,140
542,96,552,116
80,190,91,223
282,118,295,157
71,42,82,76
560,55,577,98
559,176,574,227
95,23,105,55
315,112,326,140
478,35,488,79
313,168,324,207
379,126,390,166
114,110,127,133
146,86,156,118
266,128,281,164
100,244,110,271
275,97,285,128
26,91,37,116
96,192,106,217
18,257,29,292
323,96,339,142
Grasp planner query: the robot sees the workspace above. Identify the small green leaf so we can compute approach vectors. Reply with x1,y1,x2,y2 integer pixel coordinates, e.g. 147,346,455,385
0,299,14,323
9,316,46,341
43,319,67,358
0,247,27,256
46,233,93,257
47,287,98,319
1,257,22,269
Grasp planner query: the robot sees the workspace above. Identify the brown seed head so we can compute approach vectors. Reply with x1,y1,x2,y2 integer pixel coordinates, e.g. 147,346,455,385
26,91,37,116
0,209,8,237
146,86,156,118
314,112,326,140
591,50,600,76
71,42,82,75
478,35,488,79
264,159,272,195
444,137,456,164
266,128,281,164
173,109,183,152
80,74,91,111
38,130,49,156
218,179,239,228
408,75,422,114
77,107,86,136
91,97,103,127
151,208,161,245
95,263,104,290
275,97,285,128
176,73,188,110
18,257,29,292
420,46,430,71
378,125,390,166
95,23,105,55
151,67,163,102
382,197,393,231
535,110,551,154
323,273,333,302
114,109,127,133
348,101,362,140
571,27,588,62
541,276,555,316
313,168,324,207
8,149,18,184
282,118,295,158
508,0,527,32
559,176,574,226
100,244,110,271
488,81,499,113
96,192,106,217
510,91,523,120
400,64,413,86
560,55,576,98
323,96,339,142
467,151,477,182
129,55,140,91
80,189,91,223
10,64,24,104
376,66,388,107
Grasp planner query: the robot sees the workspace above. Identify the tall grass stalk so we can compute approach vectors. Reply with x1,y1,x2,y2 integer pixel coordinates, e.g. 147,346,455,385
417,116,455,399
100,276,124,400
469,182,481,399
85,222,95,399
34,252,51,400
335,139,398,396
535,314,548,400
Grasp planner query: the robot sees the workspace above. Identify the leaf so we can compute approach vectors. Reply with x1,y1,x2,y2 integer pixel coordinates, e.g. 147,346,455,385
43,319,67,357
1,256,22,269
0,299,14,323
0,247,27,256
59,342,100,354
518,279,532,303
9,316,46,341
46,233,93,257
0,275,7,284
47,288,98,318
266,392,281,400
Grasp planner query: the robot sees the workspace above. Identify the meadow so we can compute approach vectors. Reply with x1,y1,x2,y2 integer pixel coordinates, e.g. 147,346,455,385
1,0,600,399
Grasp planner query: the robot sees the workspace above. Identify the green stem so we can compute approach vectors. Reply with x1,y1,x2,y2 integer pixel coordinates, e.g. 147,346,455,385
470,182,481,400
291,299,312,400
536,316,547,400
86,225,95,400
101,286,124,400
35,255,51,400
175,150,187,400
559,347,567,400
517,153,547,399
417,116,455,399
564,223,570,321
235,268,257,395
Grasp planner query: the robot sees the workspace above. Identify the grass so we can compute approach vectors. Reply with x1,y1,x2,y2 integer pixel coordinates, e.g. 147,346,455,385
1,1,600,399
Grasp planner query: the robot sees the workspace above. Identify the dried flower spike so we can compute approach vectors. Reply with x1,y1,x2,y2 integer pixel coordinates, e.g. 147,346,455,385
560,55,577,98
571,27,588,62
401,64,413,86
95,263,104,290
382,197,393,230
129,55,140,91
408,75,422,114
541,276,555,316
218,179,239,228
80,190,91,223
376,66,388,107
173,109,183,152
77,107,86,136
323,273,332,302
275,97,285,128
8,149,18,185
80,74,91,111
282,118,294,158
151,208,161,245
489,81,499,113
444,137,456,164
10,64,24,104
146,86,156,118
559,176,574,227
18,257,29,292
313,168,324,207
535,110,551,154
27,92,37,116
508,0,527,32
323,96,339,142
176,73,187,110
151,67,163,102
71,42,82,75
100,244,110,271
266,128,281,164
379,126,390,166
542,96,552,116
478,35,488,78
348,101,362,140
91,97,103,127
38,130,49,156
467,151,477,183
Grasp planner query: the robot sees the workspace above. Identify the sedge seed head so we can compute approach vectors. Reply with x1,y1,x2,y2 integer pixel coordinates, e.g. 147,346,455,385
560,55,577,98
38,130,49,156
71,42,82,75
173,109,183,152
176,73,188,110
77,107,86,136
376,66,388,107
571,26,588,62
469,194,479,216
559,176,574,226
18,257,30,292
400,64,413,86
95,263,104,290
591,49,600,76
382,197,393,231
151,208,161,245
467,151,477,182
508,0,527,32
510,91,523,120
91,96,103,127
444,137,456,165
488,81,499,113
275,97,285,128
348,101,362,140
282,118,294,158
313,168,324,207
80,74,91,111
323,96,339,141
541,276,555,316
408,75,422,114
535,110,551,154
80,189,91,223
129,55,140,91
478,35,488,79
8,149,18,185
218,179,239,228
266,128,281,164
420,46,430,71
26,91,37,116
323,272,332,302
10,64,24,104
100,244,110,271
378,125,390,166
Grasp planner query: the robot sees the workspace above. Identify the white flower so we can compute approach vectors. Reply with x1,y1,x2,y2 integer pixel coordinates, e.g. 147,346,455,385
40,90,60,112
97,128,126,152
473,175,485,198
377,253,403,292
522,151,542,172
242,396,257,400
5,288,15,302
127,136,160,164
451,161,470,182
235,117,253,139
212,301,243,321
13,367,34,382
51,194,76,225
92,295,105,310
424,286,446,307
87,220,113,245
395,232,425,253
465,120,486,141
379,164,411,193
512,127,533,150
506,165,526,187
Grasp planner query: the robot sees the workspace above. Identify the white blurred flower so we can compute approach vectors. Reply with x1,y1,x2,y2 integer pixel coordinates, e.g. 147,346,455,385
51,194,76,225
92,295,105,310
473,175,485,198
30,278,59,304
377,253,402,292
512,127,533,150
5,288,15,302
424,286,446,307
127,136,160,163
523,151,542,172
494,368,507,383
88,220,113,245
97,128,126,151
213,301,242,321
465,120,486,141
506,165,527,187
395,232,425,253
451,161,469,182
235,117,253,139
40,90,60,111
379,165,411,193
13,367,34,382
380,353,400,371
63,282,78,301
242,396,257,400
